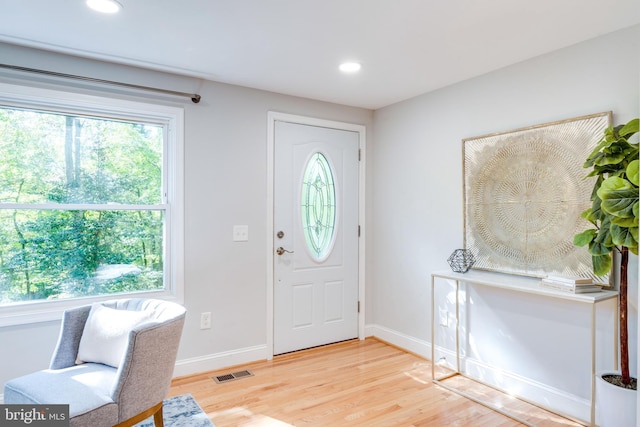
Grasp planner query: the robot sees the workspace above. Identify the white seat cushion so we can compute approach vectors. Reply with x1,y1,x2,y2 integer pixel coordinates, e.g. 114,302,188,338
4,363,118,422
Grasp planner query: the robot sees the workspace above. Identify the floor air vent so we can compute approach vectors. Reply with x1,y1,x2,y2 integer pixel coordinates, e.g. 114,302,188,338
213,370,254,384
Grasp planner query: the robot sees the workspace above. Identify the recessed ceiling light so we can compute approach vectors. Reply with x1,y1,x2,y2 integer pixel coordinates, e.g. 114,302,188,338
86,0,122,14
339,62,362,73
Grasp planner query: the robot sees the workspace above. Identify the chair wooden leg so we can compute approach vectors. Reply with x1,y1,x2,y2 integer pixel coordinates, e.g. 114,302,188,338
112,402,164,427
153,403,164,427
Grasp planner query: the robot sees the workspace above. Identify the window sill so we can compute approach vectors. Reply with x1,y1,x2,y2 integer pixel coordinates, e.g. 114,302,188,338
0,289,183,327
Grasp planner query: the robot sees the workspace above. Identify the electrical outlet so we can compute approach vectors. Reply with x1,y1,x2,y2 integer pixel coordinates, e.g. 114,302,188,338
233,225,249,242
438,308,449,327
200,312,211,329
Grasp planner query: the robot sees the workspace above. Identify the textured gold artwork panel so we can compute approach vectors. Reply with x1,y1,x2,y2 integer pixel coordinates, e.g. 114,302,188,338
463,112,611,283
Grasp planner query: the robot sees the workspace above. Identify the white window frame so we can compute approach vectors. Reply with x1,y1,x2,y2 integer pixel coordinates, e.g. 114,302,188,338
0,82,184,326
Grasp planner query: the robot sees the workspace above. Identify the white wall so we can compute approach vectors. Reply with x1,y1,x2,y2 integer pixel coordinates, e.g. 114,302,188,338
178,81,374,370
0,43,373,388
370,24,639,421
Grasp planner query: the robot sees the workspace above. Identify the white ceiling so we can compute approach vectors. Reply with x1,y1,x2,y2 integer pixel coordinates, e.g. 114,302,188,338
1,0,639,109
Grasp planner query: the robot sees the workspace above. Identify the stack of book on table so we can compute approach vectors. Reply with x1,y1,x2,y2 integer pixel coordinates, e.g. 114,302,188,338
540,276,602,293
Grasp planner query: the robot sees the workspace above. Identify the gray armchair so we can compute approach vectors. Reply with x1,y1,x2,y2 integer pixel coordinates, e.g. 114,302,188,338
4,298,186,427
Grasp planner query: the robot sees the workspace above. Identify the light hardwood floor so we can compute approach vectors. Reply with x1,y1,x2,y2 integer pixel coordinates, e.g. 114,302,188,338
169,338,584,426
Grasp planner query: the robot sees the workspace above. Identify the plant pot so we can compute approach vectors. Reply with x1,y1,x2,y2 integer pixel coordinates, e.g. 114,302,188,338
596,371,637,427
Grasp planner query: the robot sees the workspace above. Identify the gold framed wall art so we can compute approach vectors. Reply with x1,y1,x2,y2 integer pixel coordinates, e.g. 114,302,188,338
463,112,612,284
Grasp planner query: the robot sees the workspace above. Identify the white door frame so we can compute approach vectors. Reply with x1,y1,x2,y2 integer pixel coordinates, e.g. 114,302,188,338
266,111,366,359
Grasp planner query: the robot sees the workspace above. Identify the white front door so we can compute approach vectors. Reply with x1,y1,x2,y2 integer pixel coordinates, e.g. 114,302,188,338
273,120,359,355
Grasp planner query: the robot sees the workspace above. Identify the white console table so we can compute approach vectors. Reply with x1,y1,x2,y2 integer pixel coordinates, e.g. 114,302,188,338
430,269,618,427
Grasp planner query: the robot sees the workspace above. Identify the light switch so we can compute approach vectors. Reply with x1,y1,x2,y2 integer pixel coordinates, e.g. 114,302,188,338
233,225,249,242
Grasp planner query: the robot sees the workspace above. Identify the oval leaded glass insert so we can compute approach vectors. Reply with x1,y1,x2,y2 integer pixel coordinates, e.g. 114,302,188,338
301,152,336,260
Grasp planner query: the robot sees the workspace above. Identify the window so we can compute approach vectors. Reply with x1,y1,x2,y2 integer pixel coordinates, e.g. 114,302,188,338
300,152,336,261
0,82,184,325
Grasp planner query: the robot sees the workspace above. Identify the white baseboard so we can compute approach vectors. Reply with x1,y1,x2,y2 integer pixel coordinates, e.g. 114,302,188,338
174,326,423,379
462,358,590,423
366,323,590,423
173,326,431,379
173,344,268,378
366,324,432,358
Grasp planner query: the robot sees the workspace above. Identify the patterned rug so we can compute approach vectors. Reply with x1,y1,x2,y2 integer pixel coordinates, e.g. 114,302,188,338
134,393,214,427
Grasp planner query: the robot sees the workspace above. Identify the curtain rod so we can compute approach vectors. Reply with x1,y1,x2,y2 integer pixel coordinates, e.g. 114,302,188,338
0,63,201,104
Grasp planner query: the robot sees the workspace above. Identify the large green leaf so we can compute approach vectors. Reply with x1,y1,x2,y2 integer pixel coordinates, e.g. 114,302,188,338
611,224,638,249
590,132,638,169
598,176,638,218
592,253,612,277
589,238,612,256
593,215,614,248
611,216,638,227
588,176,604,203
581,208,598,224
595,152,627,166
586,136,615,164
585,130,631,167
619,118,639,138
574,229,596,246
627,160,639,186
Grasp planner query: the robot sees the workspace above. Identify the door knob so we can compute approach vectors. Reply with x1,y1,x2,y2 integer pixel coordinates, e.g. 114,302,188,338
276,247,294,256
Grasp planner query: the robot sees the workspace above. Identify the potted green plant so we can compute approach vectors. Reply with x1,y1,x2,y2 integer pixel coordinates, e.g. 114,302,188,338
574,117,638,426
